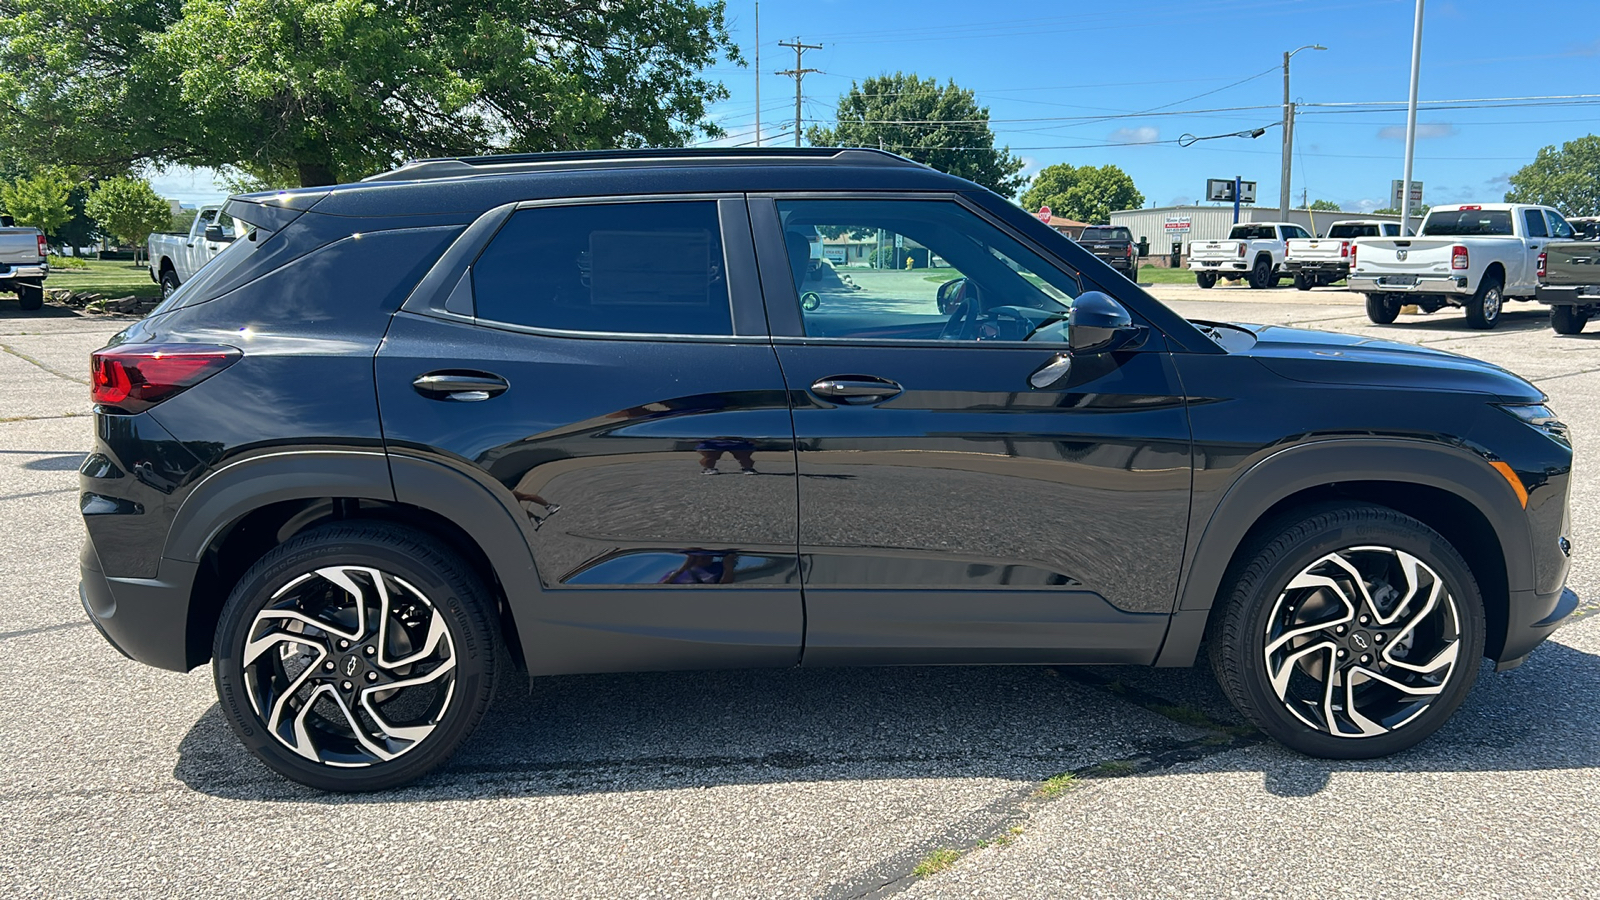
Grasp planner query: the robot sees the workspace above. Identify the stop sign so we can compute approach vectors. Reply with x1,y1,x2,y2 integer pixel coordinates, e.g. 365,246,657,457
1036,206,1052,223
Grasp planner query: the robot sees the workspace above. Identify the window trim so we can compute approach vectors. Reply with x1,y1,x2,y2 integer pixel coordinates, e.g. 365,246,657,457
749,191,1143,349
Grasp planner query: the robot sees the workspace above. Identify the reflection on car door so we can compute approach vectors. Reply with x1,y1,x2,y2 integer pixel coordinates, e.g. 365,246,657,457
750,195,1193,666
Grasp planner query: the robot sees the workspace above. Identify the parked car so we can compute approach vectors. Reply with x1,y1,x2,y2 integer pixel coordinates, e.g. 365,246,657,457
1188,222,1310,289
147,205,235,297
1536,217,1600,334
1285,220,1404,290
1077,225,1138,280
1350,203,1568,329
0,216,49,310
82,148,1577,791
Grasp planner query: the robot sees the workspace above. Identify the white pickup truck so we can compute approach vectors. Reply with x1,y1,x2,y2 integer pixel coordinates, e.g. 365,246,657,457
148,205,235,298
0,217,49,310
1284,220,1404,291
1188,222,1310,289
1350,203,1569,329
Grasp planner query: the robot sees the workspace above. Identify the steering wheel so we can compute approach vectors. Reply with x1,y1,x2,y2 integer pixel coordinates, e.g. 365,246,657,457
939,296,981,340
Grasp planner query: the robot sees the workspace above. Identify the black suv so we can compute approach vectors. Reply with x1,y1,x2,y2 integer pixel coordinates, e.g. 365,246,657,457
1077,225,1138,280
80,148,1577,791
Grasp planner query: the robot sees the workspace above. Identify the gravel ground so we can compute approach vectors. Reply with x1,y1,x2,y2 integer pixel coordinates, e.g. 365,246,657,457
2,286,1598,899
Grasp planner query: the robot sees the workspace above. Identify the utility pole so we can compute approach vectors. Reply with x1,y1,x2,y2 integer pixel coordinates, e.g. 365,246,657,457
777,38,821,148
1280,44,1326,219
753,2,760,146
1400,0,1425,234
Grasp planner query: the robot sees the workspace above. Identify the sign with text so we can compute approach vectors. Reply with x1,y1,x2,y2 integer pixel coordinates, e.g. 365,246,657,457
1390,180,1424,209
1206,179,1256,203
1163,215,1193,233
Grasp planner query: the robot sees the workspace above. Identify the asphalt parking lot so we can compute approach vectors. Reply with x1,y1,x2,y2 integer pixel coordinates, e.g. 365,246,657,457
3,285,1599,899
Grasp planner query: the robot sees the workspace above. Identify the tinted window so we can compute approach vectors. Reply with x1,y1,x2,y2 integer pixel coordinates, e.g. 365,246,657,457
1421,210,1514,236
473,201,732,335
1384,224,1401,236
1081,227,1131,241
1523,209,1549,238
1228,225,1277,240
1282,225,1310,240
1328,223,1381,239
775,199,1079,342
149,225,269,314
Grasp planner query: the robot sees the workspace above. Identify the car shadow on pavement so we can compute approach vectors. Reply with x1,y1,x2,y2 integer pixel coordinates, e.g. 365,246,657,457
1372,308,1549,334
0,303,80,320
172,634,1600,802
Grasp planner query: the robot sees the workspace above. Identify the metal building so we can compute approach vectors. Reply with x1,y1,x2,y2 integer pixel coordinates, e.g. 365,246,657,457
1110,206,1406,266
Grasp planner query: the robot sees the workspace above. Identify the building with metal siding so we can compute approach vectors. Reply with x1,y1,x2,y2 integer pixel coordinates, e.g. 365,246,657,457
1109,206,1406,265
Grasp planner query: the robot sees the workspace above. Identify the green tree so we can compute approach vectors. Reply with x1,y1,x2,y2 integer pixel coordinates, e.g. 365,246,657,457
85,177,174,264
1018,164,1144,225
0,169,75,238
1505,134,1600,216
1373,204,1429,217
0,0,739,187
808,74,1025,197
1303,199,1342,211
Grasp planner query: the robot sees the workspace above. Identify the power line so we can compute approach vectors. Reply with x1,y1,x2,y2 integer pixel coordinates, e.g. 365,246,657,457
775,38,822,148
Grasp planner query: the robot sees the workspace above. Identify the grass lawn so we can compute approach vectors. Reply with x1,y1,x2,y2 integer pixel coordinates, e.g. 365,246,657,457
45,258,162,299
1138,265,1204,284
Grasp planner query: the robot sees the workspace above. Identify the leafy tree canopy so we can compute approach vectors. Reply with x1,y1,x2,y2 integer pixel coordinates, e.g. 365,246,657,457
808,73,1026,197
1303,199,1342,211
1372,204,1429,217
0,169,76,238
1505,134,1600,216
85,177,174,263
0,0,740,187
1019,163,1144,225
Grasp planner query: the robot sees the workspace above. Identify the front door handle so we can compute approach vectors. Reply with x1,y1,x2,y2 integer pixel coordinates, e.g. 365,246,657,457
413,371,509,402
811,375,903,403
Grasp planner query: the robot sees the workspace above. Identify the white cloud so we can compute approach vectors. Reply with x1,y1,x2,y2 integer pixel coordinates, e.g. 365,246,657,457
1353,198,1385,213
1017,155,1042,176
1378,122,1457,140
1109,126,1160,145
1168,195,1194,207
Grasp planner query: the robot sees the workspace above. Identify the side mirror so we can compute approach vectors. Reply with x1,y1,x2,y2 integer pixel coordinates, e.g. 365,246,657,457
1068,291,1145,354
204,224,234,243
0,215,13,227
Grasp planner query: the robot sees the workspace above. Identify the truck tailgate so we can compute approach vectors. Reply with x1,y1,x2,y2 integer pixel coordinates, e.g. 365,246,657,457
0,230,42,267
1190,240,1243,261
1544,240,1600,287
1286,239,1345,262
1354,238,1457,276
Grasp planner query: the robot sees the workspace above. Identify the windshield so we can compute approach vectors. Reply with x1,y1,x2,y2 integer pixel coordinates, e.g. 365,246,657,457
1328,223,1381,238
1421,210,1514,237
1080,227,1130,241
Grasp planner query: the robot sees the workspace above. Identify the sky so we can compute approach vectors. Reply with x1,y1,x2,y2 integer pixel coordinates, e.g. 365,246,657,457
151,0,1600,212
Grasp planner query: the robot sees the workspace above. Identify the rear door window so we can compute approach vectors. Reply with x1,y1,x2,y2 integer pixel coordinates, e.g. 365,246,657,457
1328,224,1380,239
1523,209,1549,238
473,201,734,336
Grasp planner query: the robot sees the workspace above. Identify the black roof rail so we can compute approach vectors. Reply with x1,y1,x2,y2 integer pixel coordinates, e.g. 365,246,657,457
361,147,924,183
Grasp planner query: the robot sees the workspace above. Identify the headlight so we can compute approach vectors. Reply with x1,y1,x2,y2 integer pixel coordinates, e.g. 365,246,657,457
1497,403,1570,443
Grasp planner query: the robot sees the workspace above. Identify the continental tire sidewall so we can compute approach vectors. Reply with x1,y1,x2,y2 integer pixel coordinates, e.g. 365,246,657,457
212,525,499,791
1215,507,1486,759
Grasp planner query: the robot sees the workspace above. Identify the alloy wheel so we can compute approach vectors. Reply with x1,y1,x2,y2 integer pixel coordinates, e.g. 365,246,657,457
240,565,458,767
1263,546,1462,738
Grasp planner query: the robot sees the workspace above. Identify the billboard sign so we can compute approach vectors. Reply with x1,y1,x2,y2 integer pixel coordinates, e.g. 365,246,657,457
1206,179,1256,203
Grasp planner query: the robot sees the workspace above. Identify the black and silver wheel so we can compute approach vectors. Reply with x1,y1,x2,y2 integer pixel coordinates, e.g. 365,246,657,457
1551,305,1589,335
213,523,501,791
1365,293,1401,324
1248,256,1273,289
1465,276,1503,330
1210,505,1484,758
159,267,180,299
1196,272,1217,289
16,282,44,311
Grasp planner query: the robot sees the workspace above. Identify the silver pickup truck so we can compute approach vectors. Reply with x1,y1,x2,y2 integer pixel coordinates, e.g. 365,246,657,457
0,217,49,311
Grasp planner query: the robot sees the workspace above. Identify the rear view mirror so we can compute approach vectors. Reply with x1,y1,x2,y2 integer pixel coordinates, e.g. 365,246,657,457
1068,291,1146,354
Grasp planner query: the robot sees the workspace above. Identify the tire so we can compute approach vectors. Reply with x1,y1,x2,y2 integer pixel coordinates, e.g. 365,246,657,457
159,268,180,299
16,283,44,311
1248,256,1273,289
1294,273,1312,291
1464,276,1503,330
1551,305,1589,335
1196,272,1217,289
1209,504,1484,759
212,521,503,791
1365,293,1400,325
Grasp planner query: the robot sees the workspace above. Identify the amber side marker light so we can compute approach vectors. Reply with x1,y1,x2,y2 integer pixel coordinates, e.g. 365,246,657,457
1490,461,1529,508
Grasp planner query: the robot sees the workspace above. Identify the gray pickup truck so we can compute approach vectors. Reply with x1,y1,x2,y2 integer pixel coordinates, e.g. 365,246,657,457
0,216,49,311
1538,225,1600,334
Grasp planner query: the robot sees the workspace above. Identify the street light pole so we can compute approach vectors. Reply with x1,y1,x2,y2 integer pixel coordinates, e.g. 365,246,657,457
1280,44,1326,219
1400,0,1425,234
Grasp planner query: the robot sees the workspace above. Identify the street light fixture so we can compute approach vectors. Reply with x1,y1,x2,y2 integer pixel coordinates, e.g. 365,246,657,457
1280,44,1327,218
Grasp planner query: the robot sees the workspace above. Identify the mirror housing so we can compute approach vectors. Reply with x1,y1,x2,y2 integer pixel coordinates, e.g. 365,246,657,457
1068,291,1144,354
204,224,234,243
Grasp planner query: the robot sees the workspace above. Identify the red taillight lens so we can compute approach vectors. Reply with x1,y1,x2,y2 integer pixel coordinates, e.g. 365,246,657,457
37,235,48,258
1125,244,1134,258
1340,241,1350,258
1350,244,1358,267
1538,251,1547,279
1452,245,1469,270
90,343,240,414
1237,243,1247,257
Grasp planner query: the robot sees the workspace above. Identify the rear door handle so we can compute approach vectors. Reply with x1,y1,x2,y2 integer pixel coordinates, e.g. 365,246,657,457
810,375,903,403
412,371,509,402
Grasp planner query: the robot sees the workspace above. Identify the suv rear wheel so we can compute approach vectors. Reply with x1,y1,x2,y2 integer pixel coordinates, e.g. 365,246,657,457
212,522,502,791
1209,504,1484,759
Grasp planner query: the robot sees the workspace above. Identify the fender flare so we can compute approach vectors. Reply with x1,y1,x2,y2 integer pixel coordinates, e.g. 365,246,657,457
1154,438,1532,666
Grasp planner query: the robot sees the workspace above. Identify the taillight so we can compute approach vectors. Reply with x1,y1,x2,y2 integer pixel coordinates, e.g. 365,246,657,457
1452,245,1469,270
1340,241,1350,258
1350,244,1357,267
1125,244,1134,258
37,234,48,258
90,343,240,414
1237,243,1247,257
1538,251,1547,279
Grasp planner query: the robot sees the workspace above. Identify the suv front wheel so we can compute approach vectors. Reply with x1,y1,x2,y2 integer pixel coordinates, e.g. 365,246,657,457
1209,504,1484,759
212,522,502,791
